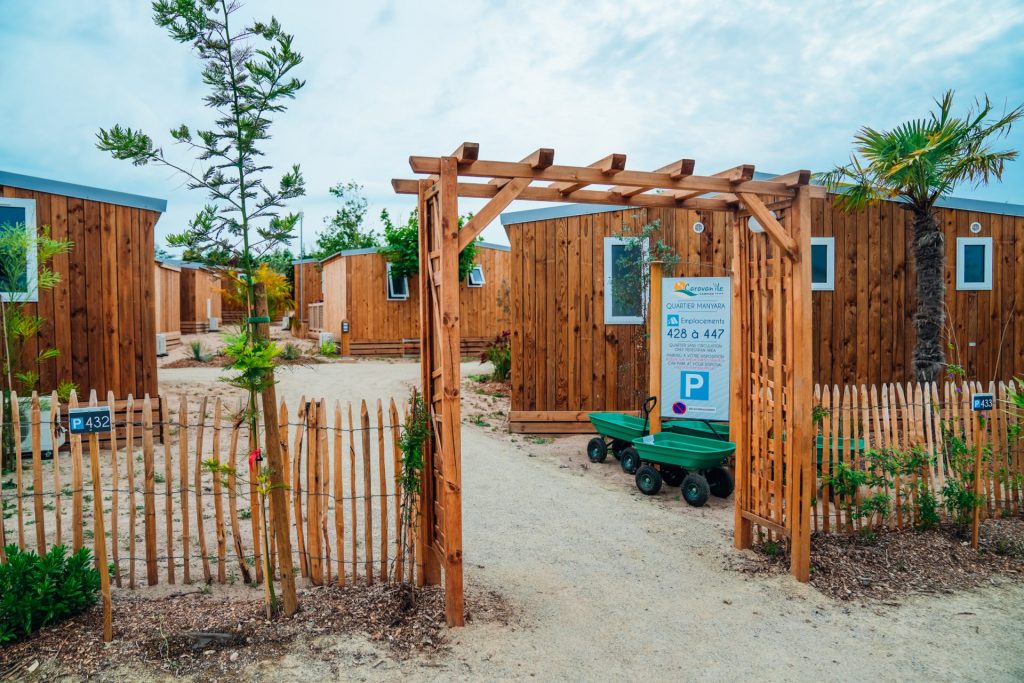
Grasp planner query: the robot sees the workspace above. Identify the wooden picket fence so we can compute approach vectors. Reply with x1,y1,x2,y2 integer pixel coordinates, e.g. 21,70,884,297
0,390,416,610
813,380,1024,533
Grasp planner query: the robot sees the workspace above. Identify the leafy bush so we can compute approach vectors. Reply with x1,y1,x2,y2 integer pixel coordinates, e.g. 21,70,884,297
222,262,293,318
319,340,337,356
280,342,302,361
480,331,511,382
189,340,213,362
0,544,100,644
379,209,478,281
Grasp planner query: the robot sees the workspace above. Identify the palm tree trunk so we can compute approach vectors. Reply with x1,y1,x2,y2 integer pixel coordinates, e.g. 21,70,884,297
911,208,946,382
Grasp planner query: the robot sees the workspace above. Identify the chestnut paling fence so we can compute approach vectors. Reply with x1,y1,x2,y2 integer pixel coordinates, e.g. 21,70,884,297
812,380,1024,533
0,391,417,622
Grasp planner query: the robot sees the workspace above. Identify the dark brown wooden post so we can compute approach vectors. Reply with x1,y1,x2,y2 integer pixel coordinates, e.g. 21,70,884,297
254,282,299,615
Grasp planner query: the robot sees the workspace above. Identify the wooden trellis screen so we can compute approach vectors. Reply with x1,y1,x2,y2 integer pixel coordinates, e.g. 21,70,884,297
730,187,814,580
395,143,818,623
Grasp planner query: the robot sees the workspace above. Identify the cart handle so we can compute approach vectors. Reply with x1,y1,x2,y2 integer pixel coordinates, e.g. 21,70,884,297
641,396,657,435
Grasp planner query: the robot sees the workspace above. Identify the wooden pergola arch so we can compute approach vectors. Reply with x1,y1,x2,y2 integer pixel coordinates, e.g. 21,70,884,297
393,143,819,626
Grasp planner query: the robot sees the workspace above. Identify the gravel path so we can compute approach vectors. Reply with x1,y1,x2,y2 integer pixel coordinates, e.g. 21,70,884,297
157,359,1024,682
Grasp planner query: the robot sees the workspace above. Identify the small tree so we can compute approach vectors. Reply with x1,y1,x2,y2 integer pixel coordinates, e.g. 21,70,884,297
315,181,379,257
820,92,1023,382
379,209,478,280
0,221,73,472
97,0,304,616
611,219,680,406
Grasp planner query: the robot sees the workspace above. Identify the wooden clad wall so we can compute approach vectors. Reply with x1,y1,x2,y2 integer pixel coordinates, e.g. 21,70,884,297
293,260,322,322
813,200,1024,386
319,247,511,353
507,199,1024,426
179,267,223,330
0,184,159,399
153,261,181,336
508,207,731,421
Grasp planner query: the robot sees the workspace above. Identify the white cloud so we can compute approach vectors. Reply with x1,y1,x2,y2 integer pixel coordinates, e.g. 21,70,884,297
2,0,1023,253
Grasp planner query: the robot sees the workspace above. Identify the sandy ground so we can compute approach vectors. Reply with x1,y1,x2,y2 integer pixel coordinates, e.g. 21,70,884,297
6,355,1023,681
155,359,1024,682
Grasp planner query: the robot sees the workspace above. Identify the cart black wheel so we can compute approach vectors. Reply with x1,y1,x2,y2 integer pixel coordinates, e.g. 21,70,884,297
661,467,685,487
611,440,629,460
706,466,735,498
635,464,662,495
620,447,640,474
586,437,608,463
681,473,710,507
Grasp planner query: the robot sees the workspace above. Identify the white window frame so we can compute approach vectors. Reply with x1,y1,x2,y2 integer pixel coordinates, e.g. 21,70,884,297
956,237,992,291
810,236,835,292
386,262,409,300
467,264,485,287
604,236,649,325
0,198,38,302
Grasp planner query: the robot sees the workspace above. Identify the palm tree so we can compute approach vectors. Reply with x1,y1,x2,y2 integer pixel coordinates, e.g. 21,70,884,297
820,91,1023,382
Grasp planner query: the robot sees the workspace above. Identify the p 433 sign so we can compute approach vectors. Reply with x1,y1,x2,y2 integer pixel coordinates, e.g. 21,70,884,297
68,406,113,434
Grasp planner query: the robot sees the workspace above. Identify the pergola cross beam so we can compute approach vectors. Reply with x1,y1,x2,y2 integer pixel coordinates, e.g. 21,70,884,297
406,156,795,197
547,153,627,195
609,158,695,198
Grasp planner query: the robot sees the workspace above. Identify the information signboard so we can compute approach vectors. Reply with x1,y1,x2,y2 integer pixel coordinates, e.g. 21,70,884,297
660,276,732,419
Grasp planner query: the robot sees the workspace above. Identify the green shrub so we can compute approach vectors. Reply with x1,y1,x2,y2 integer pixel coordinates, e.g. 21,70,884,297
319,340,337,356
0,544,100,644
480,331,511,382
280,342,302,361
189,340,213,362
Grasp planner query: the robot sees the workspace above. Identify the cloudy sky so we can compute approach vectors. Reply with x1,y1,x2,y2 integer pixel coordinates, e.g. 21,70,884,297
3,0,1024,253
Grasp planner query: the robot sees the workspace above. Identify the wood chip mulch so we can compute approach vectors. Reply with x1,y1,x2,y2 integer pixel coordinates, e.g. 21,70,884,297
0,583,512,681
727,516,1024,602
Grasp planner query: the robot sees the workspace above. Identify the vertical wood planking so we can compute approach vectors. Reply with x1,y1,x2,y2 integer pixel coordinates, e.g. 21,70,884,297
334,401,346,585
107,391,120,587
212,399,226,584
50,392,62,548
162,399,175,583
31,393,45,555
361,400,374,583
142,395,157,585
194,396,212,582
227,404,251,584
87,391,112,641
125,395,137,589
179,395,191,583
377,399,388,581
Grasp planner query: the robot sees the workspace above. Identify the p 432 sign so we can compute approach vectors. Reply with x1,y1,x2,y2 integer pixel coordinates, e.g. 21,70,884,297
68,406,113,434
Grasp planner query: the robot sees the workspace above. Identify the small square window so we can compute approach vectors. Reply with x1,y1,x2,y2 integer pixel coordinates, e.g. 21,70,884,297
467,264,485,287
604,237,648,324
956,237,992,291
810,237,834,292
0,198,38,302
386,263,409,300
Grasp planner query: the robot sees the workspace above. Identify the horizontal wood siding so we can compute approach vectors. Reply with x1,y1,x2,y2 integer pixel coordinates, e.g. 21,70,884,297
0,184,159,399
509,199,1024,422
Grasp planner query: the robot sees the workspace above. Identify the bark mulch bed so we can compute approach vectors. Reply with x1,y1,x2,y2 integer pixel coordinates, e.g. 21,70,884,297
0,583,512,681
728,516,1024,602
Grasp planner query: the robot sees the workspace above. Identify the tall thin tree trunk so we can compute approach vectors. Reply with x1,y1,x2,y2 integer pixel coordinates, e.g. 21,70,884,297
911,207,945,382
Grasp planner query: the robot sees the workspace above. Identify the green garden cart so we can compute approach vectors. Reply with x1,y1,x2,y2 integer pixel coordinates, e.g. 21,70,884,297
629,432,737,507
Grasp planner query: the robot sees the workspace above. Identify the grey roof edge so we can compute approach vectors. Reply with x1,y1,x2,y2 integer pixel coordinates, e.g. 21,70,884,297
0,170,168,213
500,172,1024,225
291,257,320,265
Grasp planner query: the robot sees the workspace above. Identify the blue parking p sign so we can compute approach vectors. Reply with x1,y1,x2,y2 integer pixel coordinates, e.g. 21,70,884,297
680,371,710,401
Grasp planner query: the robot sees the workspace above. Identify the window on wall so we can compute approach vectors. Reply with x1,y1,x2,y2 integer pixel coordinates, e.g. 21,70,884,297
603,237,648,324
0,198,38,302
956,237,992,290
386,263,409,300
810,236,835,291
467,264,485,287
